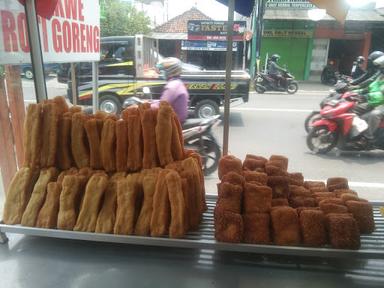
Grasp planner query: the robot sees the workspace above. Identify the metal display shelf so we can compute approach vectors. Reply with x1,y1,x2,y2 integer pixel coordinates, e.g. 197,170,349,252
1,195,384,259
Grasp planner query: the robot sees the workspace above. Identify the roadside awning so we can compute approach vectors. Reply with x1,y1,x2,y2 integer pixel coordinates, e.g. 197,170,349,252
309,0,349,23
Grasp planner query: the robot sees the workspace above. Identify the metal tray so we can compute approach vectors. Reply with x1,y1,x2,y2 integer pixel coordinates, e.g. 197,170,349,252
1,195,384,259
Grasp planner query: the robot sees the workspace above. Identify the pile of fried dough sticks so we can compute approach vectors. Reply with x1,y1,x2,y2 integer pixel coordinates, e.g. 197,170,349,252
3,96,206,239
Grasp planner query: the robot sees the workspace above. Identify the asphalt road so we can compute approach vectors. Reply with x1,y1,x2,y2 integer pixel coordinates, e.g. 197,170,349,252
15,79,384,201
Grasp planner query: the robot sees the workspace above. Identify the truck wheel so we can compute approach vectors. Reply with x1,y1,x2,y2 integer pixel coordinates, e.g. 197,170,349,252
195,99,220,119
99,94,121,114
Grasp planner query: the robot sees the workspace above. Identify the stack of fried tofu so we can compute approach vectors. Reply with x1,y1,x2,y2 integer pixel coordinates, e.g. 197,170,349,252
215,154,375,250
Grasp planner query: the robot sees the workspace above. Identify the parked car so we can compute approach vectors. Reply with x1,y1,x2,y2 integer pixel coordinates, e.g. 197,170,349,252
20,63,59,79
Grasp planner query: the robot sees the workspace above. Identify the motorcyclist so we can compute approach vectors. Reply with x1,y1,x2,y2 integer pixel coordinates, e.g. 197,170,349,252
354,55,384,145
350,51,384,87
155,57,189,123
351,56,365,79
267,54,286,88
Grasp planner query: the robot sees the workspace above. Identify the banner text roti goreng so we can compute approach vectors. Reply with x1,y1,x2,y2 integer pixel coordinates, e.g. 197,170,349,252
0,0,100,64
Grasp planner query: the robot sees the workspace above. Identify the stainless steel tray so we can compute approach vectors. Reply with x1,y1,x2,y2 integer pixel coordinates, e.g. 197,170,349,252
1,195,384,259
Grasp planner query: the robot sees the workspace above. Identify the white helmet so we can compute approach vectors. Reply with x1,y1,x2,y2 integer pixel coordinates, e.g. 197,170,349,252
157,57,182,79
373,55,384,68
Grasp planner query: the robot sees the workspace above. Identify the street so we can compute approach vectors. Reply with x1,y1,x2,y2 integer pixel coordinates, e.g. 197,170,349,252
5,79,384,202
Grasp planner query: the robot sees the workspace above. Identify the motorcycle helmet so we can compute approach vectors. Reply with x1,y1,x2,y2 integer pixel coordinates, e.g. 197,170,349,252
270,54,280,62
156,57,182,79
356,56,365,64
373,55,384,68
367,51,384,70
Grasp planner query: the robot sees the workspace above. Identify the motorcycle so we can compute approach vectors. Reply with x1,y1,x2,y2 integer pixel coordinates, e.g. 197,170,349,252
255,70,299,94
304,81,350,133
183,115,221,176
124,96,222,176
306,93,384,154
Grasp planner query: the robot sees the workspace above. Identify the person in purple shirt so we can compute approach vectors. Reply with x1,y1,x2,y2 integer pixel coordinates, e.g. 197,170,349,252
155,57,189,123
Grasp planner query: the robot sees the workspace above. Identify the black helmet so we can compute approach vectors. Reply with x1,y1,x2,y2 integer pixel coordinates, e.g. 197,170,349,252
356,56,365,64
270,54,280,62
367,51,384,70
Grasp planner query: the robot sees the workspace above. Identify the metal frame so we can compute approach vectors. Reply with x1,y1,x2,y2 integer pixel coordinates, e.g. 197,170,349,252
1,196,384,259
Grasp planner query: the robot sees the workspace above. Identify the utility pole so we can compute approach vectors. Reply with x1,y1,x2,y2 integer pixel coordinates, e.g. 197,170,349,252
250,0,266,78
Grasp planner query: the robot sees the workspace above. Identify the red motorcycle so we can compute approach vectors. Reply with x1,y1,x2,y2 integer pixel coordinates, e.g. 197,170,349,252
306,92,384,154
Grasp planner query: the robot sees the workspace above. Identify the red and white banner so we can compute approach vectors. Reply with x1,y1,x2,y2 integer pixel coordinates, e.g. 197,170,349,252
0,0,100,64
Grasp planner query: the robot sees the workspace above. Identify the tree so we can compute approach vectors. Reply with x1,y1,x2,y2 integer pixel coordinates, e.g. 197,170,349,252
101,0,151,37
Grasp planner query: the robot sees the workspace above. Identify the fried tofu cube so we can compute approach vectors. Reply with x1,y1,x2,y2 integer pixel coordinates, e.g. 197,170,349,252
289,196,316,208
299,210,327,247
217,182,243,213
320,202,349,215
221,171,245,186
288,172,304,186
345,200,375,234
267,176,289,198
243,183,272,213
243,213,271,244
218,155,242,180
326,214,360,249
269,155,288,171
327,177,349,191
214,208,243,243
243,171,268,185
271,207,301,246
271,198,289,207
243,154,267,172
289,185,312,197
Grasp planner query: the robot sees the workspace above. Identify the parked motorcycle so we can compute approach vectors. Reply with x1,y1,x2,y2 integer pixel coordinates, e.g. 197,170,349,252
304,81,350,133
306,93,384,154
124,96,221,175
255,70,298,94
183,115,221,176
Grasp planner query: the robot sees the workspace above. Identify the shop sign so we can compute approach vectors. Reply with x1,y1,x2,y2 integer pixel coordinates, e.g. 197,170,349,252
0,0,100,64
187,20,246,42
181,40,237,51
263,29,313,38
266,0,315,9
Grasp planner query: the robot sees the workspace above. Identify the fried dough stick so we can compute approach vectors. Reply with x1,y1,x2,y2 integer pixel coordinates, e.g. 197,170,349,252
84,118,103,169
95,172,126,234
71,112,90,168
123,106,143,171
140,104,158,169
35,182,61,228
156,102,173,166
3,167,39,224
100,118,116,172
182,157,205,215
135,171,158,236
115,119,128,172
57,115,73,170
166,170,187,238
23,103,43,167
57,175,87,230
40,102,59,167
52,96,69,115
74,172,109,232
171,113,184,161
151,169,171,236
114,173,142,235
21,167,59,227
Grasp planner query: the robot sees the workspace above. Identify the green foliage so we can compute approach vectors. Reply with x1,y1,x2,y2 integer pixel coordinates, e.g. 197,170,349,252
101,0,151,37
